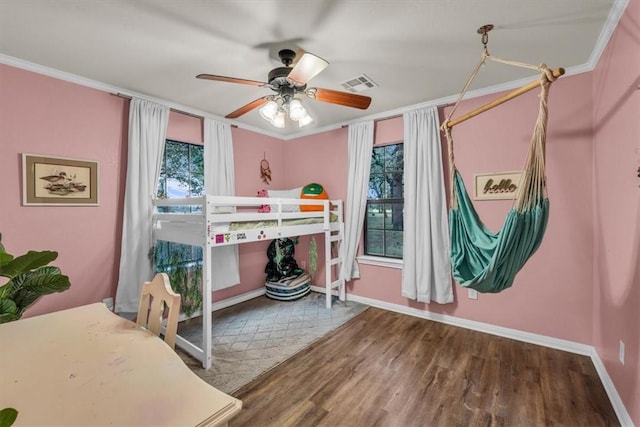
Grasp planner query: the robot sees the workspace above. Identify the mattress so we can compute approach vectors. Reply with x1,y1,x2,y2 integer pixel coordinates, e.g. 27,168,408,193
209,213,338,234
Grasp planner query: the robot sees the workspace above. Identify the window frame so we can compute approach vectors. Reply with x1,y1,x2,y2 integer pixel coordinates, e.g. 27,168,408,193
363,141,404,260
154,139,205,270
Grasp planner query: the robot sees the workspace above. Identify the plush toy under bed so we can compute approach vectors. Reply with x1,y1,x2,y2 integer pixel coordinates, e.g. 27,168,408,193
265,272,311,301
264,237,310,301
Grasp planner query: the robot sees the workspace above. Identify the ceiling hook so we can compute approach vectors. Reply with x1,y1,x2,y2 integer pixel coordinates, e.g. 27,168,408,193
477,24,494,48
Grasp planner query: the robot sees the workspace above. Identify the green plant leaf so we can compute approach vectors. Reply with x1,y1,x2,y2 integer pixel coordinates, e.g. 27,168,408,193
0,236,14,267
0,299,18,324
0,251,58,279
22,269,69,292
0,237,71,323
0,252,13,267
0,282,13,300
0,408,18,427
13,272,70,311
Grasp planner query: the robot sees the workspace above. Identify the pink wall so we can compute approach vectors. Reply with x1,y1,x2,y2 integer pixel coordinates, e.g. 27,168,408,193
284,127,350,284
592,0,640,423
0,64,128,317
0,64,285,317
285,77,596,345
1,6,637,417
437,72,596,344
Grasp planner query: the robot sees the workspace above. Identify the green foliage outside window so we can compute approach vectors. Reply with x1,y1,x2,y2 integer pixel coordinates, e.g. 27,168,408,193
149,243,202,318
157,140,204,202
365,143,404,258
154,140,204,317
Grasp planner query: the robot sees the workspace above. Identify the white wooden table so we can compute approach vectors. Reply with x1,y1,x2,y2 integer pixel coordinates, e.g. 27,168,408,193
0,303,241,426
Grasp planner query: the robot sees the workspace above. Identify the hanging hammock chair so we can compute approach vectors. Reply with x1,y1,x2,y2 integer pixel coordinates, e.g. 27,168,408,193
442,28,564,293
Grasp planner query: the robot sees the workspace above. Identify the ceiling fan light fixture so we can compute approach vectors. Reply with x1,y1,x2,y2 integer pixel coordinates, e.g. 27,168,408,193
200,49,372,126
272,109,286,128
259,100,278,122
297,114,313,127
288,99,307,121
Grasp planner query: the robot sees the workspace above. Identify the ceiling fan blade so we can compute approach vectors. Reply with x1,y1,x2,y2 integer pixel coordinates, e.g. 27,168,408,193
307,88,372,110
225,96,270,119
196,74,266,87
287,53,329,85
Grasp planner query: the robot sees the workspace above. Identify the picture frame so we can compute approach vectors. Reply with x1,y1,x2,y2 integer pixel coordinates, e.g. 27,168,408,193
22,153,99,206
474,171,522,201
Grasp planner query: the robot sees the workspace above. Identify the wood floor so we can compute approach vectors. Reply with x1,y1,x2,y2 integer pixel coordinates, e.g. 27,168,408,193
230,307,619,427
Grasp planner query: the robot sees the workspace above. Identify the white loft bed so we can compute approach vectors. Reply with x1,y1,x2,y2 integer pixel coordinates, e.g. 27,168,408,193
152,195,345,369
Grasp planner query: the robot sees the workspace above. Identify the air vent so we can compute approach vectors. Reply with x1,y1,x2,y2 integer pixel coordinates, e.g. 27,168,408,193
340,74,378,93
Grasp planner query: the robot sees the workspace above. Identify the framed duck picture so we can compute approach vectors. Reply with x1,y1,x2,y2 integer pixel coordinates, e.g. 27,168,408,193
22,153,99,206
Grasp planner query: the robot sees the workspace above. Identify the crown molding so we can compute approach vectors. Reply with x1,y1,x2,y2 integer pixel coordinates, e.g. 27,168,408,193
1,0,629,142
0,54,286,140
585,0,630,70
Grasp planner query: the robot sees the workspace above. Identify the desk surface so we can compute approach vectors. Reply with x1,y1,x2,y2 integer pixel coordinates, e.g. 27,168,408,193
0,303,241,426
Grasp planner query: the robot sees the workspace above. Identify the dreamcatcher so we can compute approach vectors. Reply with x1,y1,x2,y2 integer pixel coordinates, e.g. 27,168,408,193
260,153,272,185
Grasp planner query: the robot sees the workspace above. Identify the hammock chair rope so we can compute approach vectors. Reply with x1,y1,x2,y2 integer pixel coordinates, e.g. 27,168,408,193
441,44,563,293
442,47,558,212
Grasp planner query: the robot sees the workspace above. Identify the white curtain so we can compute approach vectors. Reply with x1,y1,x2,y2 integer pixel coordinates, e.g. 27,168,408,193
340,121,374,281
204,118,240,290
115,98,169,313
401,106,453,304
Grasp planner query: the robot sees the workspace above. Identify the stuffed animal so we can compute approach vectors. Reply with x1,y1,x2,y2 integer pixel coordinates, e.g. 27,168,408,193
265,238,303,282
257,189,271,213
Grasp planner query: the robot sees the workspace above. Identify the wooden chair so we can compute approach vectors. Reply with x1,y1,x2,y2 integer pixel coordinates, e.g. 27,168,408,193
136,273,181,349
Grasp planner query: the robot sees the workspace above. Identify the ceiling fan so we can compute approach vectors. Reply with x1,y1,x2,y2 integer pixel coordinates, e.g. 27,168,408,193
196,49,372,121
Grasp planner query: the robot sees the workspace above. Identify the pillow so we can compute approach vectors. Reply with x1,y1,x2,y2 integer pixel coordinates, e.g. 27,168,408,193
300,183,328,212
268,187,303,212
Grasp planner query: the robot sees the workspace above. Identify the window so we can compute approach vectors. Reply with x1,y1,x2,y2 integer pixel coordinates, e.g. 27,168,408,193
153,140,204,272
365,143,404,258
157,140,204,204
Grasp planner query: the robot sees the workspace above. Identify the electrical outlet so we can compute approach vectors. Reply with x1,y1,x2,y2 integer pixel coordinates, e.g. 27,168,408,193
619,340,625,365
468,289,478,300
103,297,114,311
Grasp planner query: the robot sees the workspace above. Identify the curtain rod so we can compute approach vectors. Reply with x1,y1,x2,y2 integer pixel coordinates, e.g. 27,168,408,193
113,93,237,126
340,102,454,128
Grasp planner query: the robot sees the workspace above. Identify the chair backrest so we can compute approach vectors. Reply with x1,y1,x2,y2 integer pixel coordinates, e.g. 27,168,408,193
136,273,181,349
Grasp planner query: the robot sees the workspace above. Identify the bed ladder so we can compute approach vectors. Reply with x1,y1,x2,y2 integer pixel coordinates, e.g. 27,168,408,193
324,200,345,308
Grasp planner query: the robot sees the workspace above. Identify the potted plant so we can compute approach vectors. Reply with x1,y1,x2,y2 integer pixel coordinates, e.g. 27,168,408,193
0,233,71,324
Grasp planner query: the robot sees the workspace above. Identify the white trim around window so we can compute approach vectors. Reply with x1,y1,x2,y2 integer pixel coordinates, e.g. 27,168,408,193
357,255,403,269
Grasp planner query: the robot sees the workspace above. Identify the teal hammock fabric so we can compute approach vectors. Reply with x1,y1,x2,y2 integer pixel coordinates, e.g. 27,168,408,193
449,171,549,293
443,59,558,293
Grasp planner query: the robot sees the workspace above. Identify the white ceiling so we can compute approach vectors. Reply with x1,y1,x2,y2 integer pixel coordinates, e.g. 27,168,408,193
0,0,625,139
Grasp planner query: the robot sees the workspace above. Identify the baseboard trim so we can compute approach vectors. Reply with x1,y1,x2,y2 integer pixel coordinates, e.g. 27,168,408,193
346,293,593,354
212,288,266,312
330,291,632,425
590,349,634,426
177,287,266,322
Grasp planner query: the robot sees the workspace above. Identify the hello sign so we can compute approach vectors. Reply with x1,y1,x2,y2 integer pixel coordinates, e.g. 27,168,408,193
474,171,523,200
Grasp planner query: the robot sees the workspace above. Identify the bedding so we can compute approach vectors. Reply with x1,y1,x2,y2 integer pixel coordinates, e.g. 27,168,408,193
266,187,303,212
206,213,338,234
